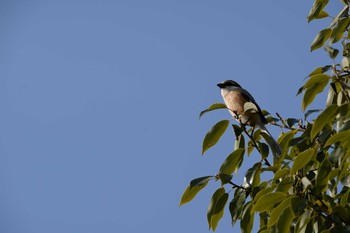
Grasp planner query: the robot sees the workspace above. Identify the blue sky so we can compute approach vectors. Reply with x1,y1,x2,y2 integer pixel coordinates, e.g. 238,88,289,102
0,1,342,232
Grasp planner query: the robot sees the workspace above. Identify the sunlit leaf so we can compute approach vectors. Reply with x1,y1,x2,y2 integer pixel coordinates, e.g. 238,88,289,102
291,149,315,174
252,192,287,212
324,129,350,147
275,207,294,233
330,5,349,27
199,103,227,119
244,163,261,188
302,80,329,111
310,28,332,52
202,120,229,154
273,168,290,181
311,104,339,139
243,102,258,114
180,176,213,206
307,0,329,22
304,74,331,89
268,196,294,227
218,148,245,175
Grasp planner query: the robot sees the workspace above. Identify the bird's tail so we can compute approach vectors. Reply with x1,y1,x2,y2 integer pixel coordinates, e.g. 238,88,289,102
259,126,282,158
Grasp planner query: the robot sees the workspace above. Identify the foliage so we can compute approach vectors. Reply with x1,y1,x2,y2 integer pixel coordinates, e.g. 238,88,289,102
180,1,350,232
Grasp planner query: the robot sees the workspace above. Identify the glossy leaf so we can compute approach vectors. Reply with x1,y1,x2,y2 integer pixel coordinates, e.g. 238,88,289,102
258,142,269,160
307,0,329,22
243,102,258,114
218,174,233,186
311,104,339,139
199,103,227,119
252,192,287,212
207,188,228,231
218,148,245,175
180,176,212,206
330,5,349,27
291,149,315,174
310,28,332,52
244,163,261,188
202,120,229,155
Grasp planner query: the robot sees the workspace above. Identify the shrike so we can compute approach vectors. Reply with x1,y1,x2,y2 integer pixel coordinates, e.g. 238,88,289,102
217,80,281,156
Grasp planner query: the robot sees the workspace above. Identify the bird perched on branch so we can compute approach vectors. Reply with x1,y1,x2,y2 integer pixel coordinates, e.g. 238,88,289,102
217,80,282,156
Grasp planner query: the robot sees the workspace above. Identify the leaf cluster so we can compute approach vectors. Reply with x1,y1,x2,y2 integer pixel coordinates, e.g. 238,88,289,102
180,1,350,232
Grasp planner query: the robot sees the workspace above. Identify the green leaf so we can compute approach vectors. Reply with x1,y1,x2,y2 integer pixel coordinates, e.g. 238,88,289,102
273,168,290,181
275,207,294,233
240,202,254,233
218,148,245,175
258,142,269,160
304,74,331,89
268,196,294,227
180,176,212,206
304,109,322,120
217,174,233,186
307,0,329,22
310,28,332,52
307,65,332,77
291,149,315,174
199,103,227,119
325,129,350,147
230,189,247,225
330,18,350,44
324,45,339,59
202,120,229,154
276,177,293,193
315,158,332,193
207,188,228,231
252,192,287,212
330,5,349,27
244,163,261,188
311,104,339,139
302,80,329,111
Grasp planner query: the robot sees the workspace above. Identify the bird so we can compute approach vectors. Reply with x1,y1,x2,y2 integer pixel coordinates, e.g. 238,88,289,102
217,80,282,156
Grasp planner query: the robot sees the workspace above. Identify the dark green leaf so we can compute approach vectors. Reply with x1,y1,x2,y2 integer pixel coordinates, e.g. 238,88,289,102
310,28,332,52
207,188,228,231
199,103,227,119
218,148,245,175
276,177,293,193
202,120,229,155
252,192,287,212
307,0,329,22
315,158,332,193
218,174,233,186
180,176,212,206
330,18,350,44
324,45,339,59
230,189,247,225
232,124,243,138
291,148,315,174
304,109,322,120
286,118,300,127
234,133,245,150
311,104,339,139
258,142,269,160
240,202,254,233
244,163,261,188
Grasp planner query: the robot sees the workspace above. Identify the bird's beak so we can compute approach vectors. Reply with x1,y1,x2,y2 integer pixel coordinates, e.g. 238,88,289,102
217,83,225,88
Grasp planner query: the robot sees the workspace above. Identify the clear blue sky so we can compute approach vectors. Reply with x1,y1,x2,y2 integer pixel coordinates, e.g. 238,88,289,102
0,1,342,232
